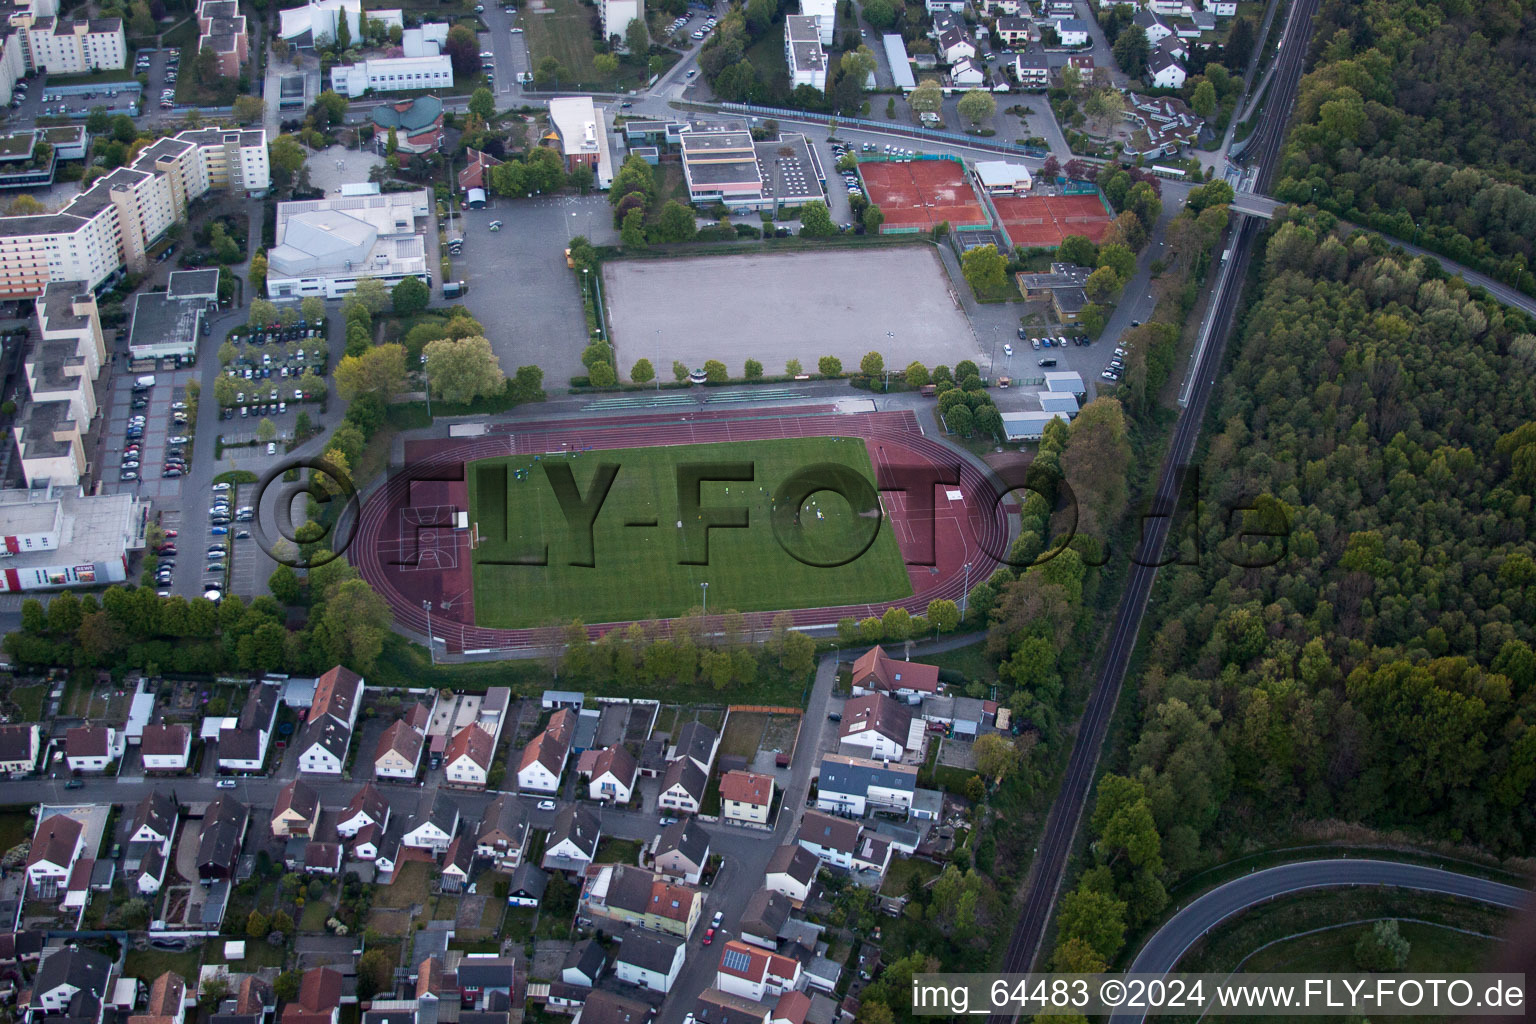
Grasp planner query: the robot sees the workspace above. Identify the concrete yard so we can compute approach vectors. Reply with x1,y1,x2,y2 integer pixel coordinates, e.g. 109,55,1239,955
601,248,984,377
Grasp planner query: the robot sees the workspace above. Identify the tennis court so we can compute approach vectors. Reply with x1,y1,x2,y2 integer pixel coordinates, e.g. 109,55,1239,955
860,158,991,233
993,192,1114,249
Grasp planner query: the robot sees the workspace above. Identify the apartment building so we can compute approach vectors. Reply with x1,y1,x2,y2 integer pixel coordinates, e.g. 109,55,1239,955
0,127,268,300
330,53,452,96
784,14,825,90
15,280,106,487
197,0,248,77
26,16,125,73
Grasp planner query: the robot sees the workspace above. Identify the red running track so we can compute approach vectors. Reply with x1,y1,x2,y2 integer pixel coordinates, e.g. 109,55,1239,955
351,409,1008,653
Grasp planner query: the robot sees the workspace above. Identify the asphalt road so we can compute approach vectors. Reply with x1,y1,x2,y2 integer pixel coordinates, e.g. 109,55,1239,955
1108,859,1534,1024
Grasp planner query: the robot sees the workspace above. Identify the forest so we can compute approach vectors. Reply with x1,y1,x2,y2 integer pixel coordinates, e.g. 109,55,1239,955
1275,0,1536,294
1046,207,1536,972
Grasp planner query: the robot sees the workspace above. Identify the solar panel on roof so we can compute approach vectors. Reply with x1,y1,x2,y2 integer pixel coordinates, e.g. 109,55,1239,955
722,947,753,973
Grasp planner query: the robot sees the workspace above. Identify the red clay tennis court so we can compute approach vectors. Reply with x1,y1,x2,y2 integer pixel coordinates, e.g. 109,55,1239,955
861,159,991,232
994,192,1114,248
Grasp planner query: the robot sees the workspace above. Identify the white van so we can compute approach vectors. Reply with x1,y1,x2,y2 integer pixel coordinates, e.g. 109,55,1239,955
135,374,157,388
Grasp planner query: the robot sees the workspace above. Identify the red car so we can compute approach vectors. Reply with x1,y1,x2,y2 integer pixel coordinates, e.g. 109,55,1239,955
162,530,178,537
702,928,715,945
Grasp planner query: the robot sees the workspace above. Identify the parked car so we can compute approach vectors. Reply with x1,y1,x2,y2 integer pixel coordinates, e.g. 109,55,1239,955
216,779,237,789
537,799,557,810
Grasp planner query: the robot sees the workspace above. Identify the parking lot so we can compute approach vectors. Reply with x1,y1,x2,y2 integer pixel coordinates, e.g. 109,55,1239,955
217,319,329,427
101,370,197,500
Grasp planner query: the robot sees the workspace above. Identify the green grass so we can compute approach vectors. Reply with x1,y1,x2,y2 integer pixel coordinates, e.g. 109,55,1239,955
299,898,332,932
880,855,940,896
920,640,997,687
467,438,912,628
1176,889,1511,978
744,17,789,80
125,947,203,982
46,65,140,85
522,0,662,90
0,810,35,854
8,683,46,720
719,711,768,759
594,837,643,865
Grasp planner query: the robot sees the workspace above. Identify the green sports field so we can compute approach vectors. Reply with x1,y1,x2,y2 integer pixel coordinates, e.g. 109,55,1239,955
467,438,913,628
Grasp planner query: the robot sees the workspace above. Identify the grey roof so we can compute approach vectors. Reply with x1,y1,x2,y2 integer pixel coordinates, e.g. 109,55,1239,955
476,793,527,848
167,268,220,299
16,401,76,460
508,861,549,900
548,804,601,857
426,791,460,835
817,755,917,797
672,721,717,767
766,843,818,884
197,794,249,873
128,289,203,354
0,724,36,764
655,817,709,868
562,938,605,982
130,790,178,840
661,757,706,802
31,947,111,1012
614,929,683,974
740,887,790,936
602,864,655,914
371,95,444,133
1149,47,1183,73
223,683,278,758
455,956,518,989
579,991,652,1024
299,715,352,762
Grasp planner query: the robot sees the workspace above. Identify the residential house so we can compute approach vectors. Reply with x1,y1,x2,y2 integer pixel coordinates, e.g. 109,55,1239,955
1205,0,1236,14
979,0,1021,13
581,864,702,938
693,987,772,1024
374,719,425,780
738,888,790,950
281,968,343,1024
136,846,169,896
444,723,495,788
297,665,363,775
197,794,249,883
127,790,178,849
838,693,917,760
720,771,774,826
337,782,389,838
613,931,685,994
795,810,861,870
220,683,279,772
936,27,975,63
816,753,917,817
474,793,528,870
403,792,459,853
0,723,40,775
1051,17,1088,46
770,992,812,1024
924,0,965,13
652,817,709,885
1147,0,1189,13
271,779,320,839
358,825,402,879
1013,48,1051,89
561,940,606,988
506,861,549,907
657,757,707,815
852,646,941,699
1148,47,1186,89
456,955,522,1010
140,724,191,771
1133,8,1173,44
949,58,984,86
853,832,893,877
577,991,652,1024
29,946,112,1022
303,842,343,876
26,813,84,898
669,720,719,775
440,835,473,893
583,745,637,804
764,843,819,905
716,940,802,1003
210,976,274,1024
993,15,1032,46
126,971,185,1024
65,725,114,772
542,803,601,873
517,708,575,793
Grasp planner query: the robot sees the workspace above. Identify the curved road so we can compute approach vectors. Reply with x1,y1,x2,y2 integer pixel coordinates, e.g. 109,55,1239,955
1109,859,1534,1024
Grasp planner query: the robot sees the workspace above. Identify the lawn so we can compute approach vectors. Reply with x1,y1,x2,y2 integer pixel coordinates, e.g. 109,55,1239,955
299,898,332,932
6,683,45,720
522,0,664,90
125,948,202,983
921,640,998,688
468,438,913,628
880,855,940,896
373,861,434,909
719,711,768,760
594,837,643,865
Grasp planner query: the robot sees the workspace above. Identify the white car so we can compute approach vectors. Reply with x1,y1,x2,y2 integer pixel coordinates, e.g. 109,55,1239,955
266,442,277,455
537,799,556,810
216,779,237,789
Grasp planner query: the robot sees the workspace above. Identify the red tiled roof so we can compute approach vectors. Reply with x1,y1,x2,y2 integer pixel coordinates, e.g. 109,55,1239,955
447,724,494,770
141,724,189,757
850,645,939,694
718,770,773,806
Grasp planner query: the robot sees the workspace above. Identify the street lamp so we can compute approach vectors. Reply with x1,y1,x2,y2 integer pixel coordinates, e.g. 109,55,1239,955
960,562,972,619
423,600,436,666
700,581,708,624
654,328,662,390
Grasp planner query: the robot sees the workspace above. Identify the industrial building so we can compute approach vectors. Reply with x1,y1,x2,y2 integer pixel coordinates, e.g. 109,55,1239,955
126,269,218,361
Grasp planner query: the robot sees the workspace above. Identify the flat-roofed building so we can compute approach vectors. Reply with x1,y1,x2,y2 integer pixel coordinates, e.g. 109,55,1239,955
330,54,453,96
785,15,825,90
546,96,615,189
26,16,125,73
0,486,144,591
266,189,431,299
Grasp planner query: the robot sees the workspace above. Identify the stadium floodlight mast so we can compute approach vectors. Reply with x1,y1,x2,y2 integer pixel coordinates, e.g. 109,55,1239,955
700,581,709,624
961,562,972,619
423,600,436,666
